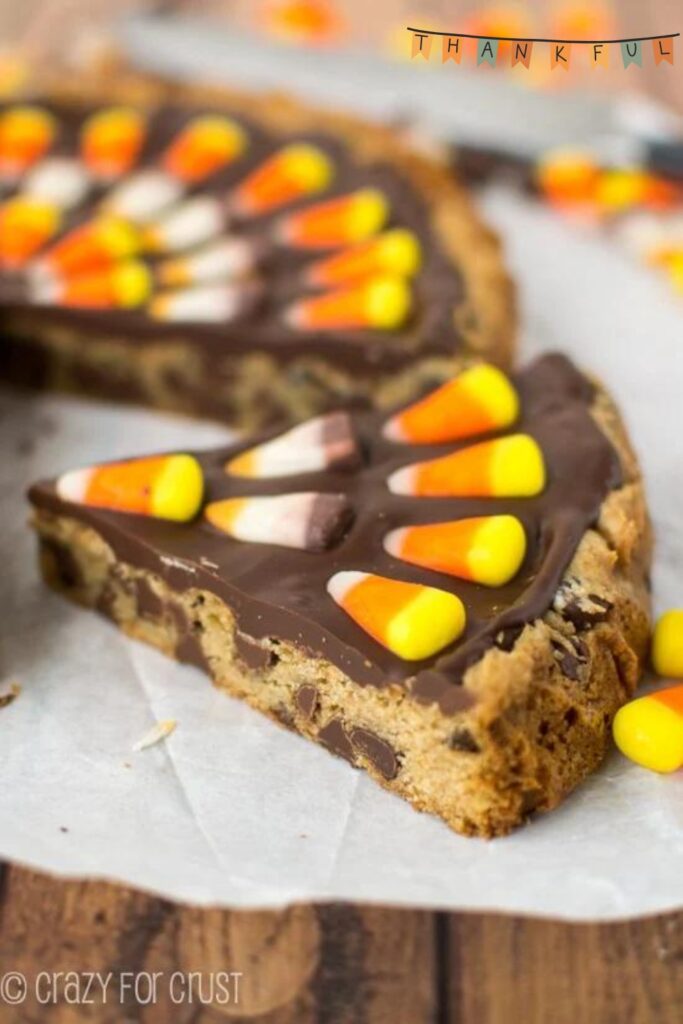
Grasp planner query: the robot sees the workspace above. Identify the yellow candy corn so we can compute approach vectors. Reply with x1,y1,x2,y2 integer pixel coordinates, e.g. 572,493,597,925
32,261,151,309
384,364,519,445
327,571,466,660
286,275,411,331
279,188,389,248
652,610,683,678
388,434,546,498
81,107,145,179
613,685,683,773
384,515,526,587
56,454,204,521
0,196,60,267
0,106,56,180
162,116,246,183
233,143,333,216
307,229,421,287
35,217,141,279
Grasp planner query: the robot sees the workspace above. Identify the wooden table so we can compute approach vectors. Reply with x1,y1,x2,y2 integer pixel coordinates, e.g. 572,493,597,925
1,863,682,1022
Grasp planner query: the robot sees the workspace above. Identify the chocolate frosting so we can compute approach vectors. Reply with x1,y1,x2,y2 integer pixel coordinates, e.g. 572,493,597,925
29,354,621,715
1,96,466,376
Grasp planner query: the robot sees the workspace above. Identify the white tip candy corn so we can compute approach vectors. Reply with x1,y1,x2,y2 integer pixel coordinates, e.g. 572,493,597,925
204,492,352,551
226,411,360,479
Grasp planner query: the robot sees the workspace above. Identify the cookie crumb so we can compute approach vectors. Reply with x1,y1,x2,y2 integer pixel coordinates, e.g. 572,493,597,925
133,719,177,751
0,682,21,709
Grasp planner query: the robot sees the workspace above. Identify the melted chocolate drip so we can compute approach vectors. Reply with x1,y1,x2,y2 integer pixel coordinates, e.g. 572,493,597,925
29,354,621,715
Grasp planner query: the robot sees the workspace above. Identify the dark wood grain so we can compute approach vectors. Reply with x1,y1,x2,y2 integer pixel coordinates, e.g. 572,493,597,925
0,863,681,1022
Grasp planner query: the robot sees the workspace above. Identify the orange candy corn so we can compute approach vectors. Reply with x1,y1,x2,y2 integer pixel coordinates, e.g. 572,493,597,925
56,454,204,521
0,197,60,268
327,571,466,660
536,148,599,207
162,116,246,184
278,188,388,249
81,107,146,180
232,143,333,216
0,106,55,182
32,217,141,280
32,261,151,309
384,364,519,445
307,228,421,287
388,434,546,498
286,275,411,331
384,515,527,587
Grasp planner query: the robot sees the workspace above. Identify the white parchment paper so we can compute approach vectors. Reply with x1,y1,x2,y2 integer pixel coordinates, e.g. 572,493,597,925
2,191,683,921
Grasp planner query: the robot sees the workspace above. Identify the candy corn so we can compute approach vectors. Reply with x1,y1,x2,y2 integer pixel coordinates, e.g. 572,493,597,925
161,116,246,183
56,453,204,521
384,515,526,587
143,196,226,253
81,107,146,180
204,492,351,551
286,275,411,331
307,229,421,287
31,216,141,281
536,148,599,207
226,411,359,478
652,610,683,678
31,261,151,309
22,157,90,208
156,237,256,288
327,571,466,660
383,364,519,445
388,434,546,498
0,107,56,183
0,197,60,268
149,283,251,323
278,188,388,249
613,685,683,773
232,143,333,216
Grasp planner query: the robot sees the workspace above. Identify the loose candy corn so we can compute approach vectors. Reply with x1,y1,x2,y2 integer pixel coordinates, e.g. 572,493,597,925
22,157,90,208
56,454,203,521
204,492,351,551
388,434,545,498
613,685,683,773
383,364,519,445
156,237,256,288
0,107,56,183
0,197,60,268
32,217,141,281
535,147,599,207
226,411,359,478
161,116,246,183
384,515,526,587
232,143,333,216
149,282,251,323
81,107,146,180
286,275,411,331
105,117,245,223
307,229,421,287
652,610,683,678
327,571,466,660
31,261,151,309
278,188,388,248
143,196,226,253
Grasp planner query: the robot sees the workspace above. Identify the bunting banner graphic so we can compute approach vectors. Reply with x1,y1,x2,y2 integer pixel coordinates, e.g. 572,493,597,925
477,38,499,66
442,35,462,64
591,42,609,68
653,36,675,65
407,27,678,70
621,41,642,68
511,40,533,68
550,43,571,70
411,32,432,60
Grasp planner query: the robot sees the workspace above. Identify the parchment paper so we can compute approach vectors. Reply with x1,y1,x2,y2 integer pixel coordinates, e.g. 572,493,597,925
2,186,683,921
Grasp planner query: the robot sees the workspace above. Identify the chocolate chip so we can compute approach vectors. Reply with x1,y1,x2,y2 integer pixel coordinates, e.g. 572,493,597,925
553,579,613,629
295,684,319,720
41,538,82,588
272,705,296,731
234,632,276,671
319,719,355,764
135,577,164,619
495,625,524,652
349,727,399,780
448,727,480,753
551,634,589,681
175,631,210,672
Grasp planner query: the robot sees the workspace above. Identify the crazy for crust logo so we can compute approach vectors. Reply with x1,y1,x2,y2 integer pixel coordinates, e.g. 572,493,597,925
408,27,678,70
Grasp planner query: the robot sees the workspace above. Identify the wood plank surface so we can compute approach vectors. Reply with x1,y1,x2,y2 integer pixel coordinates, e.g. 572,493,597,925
0,863,681,1022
